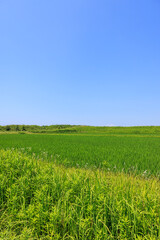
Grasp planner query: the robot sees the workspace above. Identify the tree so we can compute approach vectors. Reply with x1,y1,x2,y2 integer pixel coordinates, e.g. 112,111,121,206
6,125,11,131
22,125,26,131
15,125,19,131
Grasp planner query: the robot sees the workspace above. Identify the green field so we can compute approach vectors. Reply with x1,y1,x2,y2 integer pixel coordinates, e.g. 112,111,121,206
0,133,160,176
0,129,160,239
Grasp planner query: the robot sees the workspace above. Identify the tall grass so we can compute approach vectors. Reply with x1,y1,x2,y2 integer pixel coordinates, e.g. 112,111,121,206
0,149,159,239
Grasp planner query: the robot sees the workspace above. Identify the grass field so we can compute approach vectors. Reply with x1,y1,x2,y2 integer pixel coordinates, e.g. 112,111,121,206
0,133,160,176
0,129,160,239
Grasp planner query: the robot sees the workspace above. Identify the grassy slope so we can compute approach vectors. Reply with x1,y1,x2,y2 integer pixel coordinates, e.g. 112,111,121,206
1,125,160,134
0,149,159,240
75,126,160,135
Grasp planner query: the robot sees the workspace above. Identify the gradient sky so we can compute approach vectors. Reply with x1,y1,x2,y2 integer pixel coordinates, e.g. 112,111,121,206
0,0,160,126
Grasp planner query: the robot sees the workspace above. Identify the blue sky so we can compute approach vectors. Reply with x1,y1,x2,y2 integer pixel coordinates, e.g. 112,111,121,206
0,0,160,126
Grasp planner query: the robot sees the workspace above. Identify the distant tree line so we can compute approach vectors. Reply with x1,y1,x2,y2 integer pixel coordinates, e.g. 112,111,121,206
3,125,26,131
0,125,76,133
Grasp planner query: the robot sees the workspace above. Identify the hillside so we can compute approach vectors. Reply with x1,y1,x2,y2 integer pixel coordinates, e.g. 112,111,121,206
1,125,160,135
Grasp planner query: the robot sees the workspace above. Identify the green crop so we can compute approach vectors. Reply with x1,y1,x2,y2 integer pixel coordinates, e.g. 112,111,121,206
0,134,159,176
0,132,160,239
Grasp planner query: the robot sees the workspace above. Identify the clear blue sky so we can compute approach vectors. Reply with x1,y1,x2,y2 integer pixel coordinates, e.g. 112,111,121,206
0,0,160,126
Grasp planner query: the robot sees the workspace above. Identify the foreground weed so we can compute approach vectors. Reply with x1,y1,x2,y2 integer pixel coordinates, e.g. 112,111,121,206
0,149,159,239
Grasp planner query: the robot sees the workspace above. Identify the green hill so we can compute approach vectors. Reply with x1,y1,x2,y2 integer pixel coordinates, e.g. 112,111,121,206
1,124,160,135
